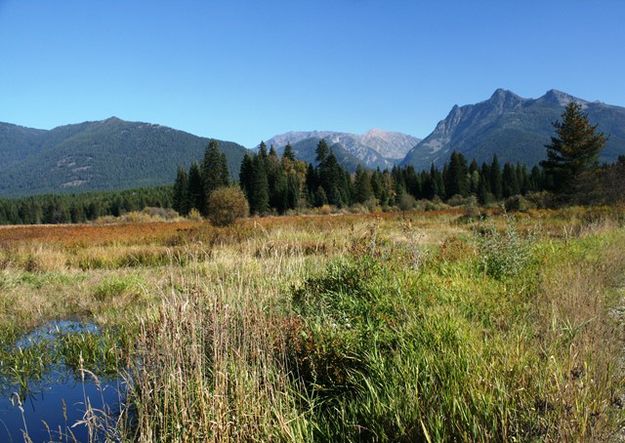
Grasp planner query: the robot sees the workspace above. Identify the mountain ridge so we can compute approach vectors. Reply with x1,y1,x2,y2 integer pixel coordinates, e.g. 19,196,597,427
0,118,247,197
402,89,625,170
261,129,420,169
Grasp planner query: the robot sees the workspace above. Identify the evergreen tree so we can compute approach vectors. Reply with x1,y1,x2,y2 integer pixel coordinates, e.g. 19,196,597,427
541,102,606,194
188,162,204,213
316,139,330,164
354,165,373,204
502,163,520,198
403,166,420,198
251,154,270,215
529,166,543,192
220,152,230,186
271,167,289,213
469,159,479,174
478,175,492,205
258,141,268,161
432,165,445,199
286,173,300,210
517,163,529,194
172,166,190,215
202,140,229,207
239,153,254,199
445,152,469,198
489,155,503,200
283,143,296,161
314,186,328,207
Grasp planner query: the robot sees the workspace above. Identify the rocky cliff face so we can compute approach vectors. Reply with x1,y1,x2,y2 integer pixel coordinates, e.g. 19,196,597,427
262,129,420,169
402,89,625,170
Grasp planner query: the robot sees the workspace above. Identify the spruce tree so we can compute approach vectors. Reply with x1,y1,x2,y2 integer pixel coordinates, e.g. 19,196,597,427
502,163,520,198
239,153,254,199
286,173,300,210
445,152,469,198
188,162,205,214
316,139,330,164
173,166,190,215
541,102,606,194
354,165,373,204
251,154,270,215
489,155,503,200
202,140,229,205
219,152,230,186
258,141,268,161
283,143,296,161
529,166,543,192
305,163,318,204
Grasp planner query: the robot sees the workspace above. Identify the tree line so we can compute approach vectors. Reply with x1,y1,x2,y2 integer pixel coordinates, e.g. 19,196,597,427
1,102,622,225
170,136,551,217
0,187,172,225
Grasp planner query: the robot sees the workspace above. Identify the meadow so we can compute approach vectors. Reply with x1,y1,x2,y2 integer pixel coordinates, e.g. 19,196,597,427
1,206,625,442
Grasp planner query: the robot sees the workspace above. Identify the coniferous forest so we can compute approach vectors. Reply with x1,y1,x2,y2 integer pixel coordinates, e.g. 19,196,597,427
1,103,624,225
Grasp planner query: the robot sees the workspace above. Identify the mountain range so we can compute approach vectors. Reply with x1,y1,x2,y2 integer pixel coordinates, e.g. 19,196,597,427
1,89,624,197
262,130,420,170
402,89,625,170
0,118,247,196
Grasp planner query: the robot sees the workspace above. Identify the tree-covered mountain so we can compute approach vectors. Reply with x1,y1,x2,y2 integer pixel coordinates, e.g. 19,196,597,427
0,117,247,197
402,89,625,170
263,129,420,169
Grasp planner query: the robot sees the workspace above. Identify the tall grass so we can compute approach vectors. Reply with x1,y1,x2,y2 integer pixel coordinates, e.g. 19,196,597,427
0,208,624,441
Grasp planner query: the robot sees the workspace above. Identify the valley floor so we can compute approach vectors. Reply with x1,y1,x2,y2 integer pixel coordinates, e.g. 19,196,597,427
1,207,625,441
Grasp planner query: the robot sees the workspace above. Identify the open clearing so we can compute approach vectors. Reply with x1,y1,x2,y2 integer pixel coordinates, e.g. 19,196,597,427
1,207,625,441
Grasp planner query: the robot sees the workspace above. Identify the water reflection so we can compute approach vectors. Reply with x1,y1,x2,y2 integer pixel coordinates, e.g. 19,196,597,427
0,321,125,442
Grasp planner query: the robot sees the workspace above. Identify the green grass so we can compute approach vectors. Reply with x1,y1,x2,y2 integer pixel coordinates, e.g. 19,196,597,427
1,209,624,441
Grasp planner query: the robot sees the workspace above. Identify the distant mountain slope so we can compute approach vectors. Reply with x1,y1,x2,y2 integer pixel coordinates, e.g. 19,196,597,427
402,89,625,170
288,138,364,172
0,118,247,197
263,129,420,169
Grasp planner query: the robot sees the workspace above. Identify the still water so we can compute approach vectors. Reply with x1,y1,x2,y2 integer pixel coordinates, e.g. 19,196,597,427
0,321,125,442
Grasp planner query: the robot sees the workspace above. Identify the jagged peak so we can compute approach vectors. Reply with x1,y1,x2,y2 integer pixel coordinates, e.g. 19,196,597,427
540,89,587,107
489,88,523,102
363,128,386,137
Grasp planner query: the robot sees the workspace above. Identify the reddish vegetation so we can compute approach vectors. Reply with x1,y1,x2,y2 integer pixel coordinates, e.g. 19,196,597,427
0,221,203,247
0,209,468,247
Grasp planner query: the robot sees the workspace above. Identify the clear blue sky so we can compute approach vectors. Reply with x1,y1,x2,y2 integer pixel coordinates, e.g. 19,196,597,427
1,0,624,147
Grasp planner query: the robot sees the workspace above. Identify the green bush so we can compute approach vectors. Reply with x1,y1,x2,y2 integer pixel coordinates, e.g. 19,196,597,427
477,220,533,279
398,192,417,211
504,194,536,212
207,186,249,226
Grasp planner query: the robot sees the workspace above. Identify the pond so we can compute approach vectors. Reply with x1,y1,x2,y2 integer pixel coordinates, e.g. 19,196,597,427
0,320,126,442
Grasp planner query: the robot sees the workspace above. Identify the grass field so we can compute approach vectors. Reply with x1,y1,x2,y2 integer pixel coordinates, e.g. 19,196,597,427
1,207,625,442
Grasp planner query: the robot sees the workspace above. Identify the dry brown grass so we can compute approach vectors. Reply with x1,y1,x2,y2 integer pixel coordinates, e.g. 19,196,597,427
532,235,625,440
2,207,625,441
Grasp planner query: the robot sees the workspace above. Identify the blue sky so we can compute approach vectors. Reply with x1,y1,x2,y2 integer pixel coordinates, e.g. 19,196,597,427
1,0,624,147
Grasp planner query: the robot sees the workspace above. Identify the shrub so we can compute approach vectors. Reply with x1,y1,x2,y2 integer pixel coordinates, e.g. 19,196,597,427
477,219,533,279
398,193,417,211
424,199,448,211
446,194,469,207
207,186,249,226
187,208,203,221
364,197,380,212
504,195,536,212
525,191,556,209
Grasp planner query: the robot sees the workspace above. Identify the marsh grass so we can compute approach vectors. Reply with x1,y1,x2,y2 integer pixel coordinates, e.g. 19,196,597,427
1,208,624,441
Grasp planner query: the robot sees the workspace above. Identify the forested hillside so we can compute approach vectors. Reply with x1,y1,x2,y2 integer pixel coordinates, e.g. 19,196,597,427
0,118,247,196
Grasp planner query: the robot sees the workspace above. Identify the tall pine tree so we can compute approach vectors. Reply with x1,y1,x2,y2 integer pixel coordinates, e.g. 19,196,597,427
172,166,190,215
541,101,606,194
